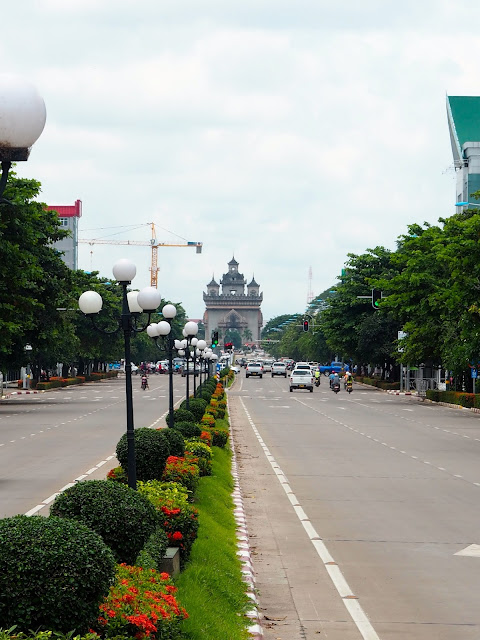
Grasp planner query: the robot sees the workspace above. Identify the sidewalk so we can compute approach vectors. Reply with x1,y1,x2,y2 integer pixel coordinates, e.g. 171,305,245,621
228,392,364,640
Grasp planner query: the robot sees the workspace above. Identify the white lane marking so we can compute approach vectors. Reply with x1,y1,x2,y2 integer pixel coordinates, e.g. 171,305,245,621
455,544,480,557
239,397,381,640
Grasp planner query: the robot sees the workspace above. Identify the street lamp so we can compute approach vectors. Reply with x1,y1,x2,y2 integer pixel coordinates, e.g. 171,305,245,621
0,75,47,203
196,340,207,388
147,303,177,429
183,321,198,409
78,258,161,490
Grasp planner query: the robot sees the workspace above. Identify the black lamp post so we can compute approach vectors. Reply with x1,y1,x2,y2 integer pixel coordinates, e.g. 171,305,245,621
147,304,177,429
0,75,46,204
78,258,162,490
180,322,199,409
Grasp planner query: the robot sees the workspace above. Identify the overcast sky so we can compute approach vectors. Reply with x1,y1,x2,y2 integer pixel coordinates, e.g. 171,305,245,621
2,0,479,323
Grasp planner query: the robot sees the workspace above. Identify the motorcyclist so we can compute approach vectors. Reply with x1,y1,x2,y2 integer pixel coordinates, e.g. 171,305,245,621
329,371,335,388
332,373,340,389
314,369,321,386
141,374,149,390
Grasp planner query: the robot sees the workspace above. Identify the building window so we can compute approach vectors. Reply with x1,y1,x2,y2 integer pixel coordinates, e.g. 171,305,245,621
250,290,257,296
210,289,217,296
59,217,69,227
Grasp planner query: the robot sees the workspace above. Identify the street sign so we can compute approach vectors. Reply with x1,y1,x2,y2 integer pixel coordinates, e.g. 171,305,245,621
472,368,477,379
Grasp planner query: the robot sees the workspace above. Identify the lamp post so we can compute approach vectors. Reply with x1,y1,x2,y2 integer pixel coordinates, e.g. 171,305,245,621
196,340,207,389
183,321,198,409
0,75,46,203
78,258,161,490
147,303,177,428
210,353,218,378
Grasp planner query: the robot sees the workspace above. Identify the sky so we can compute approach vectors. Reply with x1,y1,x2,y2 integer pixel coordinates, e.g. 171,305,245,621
2,0,480,324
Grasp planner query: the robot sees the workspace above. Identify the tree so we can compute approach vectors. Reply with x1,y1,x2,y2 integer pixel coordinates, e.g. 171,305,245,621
319,247,401,372
0,171,73,377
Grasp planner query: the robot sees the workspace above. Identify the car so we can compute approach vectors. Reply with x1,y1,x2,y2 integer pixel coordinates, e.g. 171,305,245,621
290,368,314,392
263,360,273,372
246,362,264,378
231,364,241,373
271,362,287,377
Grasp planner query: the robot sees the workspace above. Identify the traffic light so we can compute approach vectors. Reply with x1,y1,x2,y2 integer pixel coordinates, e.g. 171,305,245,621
212,331,219,347
372,289,382,309
303,319,309,332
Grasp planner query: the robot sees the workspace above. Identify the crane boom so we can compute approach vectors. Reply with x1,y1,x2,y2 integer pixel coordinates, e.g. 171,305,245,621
79,222,203,288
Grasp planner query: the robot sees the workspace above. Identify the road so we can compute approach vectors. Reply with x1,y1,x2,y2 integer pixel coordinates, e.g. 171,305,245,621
230,372,480,640
0,374,189,518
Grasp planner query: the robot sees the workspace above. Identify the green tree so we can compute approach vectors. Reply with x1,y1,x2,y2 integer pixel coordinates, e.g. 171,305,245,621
0,171,73,378
319,247,401,373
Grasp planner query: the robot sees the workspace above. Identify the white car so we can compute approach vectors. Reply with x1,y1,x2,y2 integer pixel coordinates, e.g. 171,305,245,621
246,362,264,378
271,362,287,377
263,361,273,372
290,369,314,392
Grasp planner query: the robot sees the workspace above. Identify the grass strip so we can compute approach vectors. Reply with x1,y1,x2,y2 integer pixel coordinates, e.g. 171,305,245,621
176,446,251,640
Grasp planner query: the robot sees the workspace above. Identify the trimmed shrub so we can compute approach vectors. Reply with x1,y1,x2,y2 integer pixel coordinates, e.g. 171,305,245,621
135,525,169,571
163,455,200,494
116,427,171,480
162,426,186,456
0,515,115,633
204,427,229,448
180,397,208,422
184,439,213,477
166,407,195,426
138,480,199,564
50,480,158,565
201,413,215,427
173,420,202,438
200,430,213,446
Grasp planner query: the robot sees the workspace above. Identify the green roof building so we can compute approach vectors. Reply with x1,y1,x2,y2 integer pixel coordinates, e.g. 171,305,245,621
447,96,480,207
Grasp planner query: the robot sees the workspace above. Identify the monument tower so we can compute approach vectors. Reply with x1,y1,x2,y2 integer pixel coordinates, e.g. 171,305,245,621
203,257,263,348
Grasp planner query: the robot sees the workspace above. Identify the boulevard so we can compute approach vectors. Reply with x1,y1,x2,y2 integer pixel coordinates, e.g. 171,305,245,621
0,375,187,518
230,372,480,640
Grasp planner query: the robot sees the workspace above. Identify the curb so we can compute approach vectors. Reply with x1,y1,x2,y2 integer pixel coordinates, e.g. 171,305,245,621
227,389,263,639
0,389,44,400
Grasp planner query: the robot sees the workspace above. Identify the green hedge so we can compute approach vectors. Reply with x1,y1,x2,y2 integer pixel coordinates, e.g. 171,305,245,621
426,389,480,408
355,376,400,390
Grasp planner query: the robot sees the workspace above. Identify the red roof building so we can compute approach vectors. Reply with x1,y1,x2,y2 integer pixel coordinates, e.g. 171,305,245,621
47,199,82,269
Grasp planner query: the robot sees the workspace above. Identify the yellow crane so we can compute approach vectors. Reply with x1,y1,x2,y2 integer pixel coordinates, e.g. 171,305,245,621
79,222,203,288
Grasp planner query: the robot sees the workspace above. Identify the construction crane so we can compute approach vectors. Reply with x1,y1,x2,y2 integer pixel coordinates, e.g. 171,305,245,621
79,222,203,288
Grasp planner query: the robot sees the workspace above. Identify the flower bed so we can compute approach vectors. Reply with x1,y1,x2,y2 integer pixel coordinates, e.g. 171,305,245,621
94,563,188,638
138,481,199,565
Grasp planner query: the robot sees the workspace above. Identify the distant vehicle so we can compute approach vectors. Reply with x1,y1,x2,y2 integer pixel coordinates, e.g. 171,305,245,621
290,369,314,392
156,360,169,373
271,362,288,377
263,360,273,372
319,361,349,376
231,364,241,373
246,362,264,378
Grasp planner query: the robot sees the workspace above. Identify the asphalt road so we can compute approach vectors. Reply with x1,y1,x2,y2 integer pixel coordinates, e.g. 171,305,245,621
0,374,189,518
230,372,480,640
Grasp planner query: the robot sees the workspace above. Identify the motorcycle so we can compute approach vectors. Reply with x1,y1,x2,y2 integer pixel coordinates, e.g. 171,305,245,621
346,382,353,394
141,377,148,390
314,377,321,387
332,382,341,394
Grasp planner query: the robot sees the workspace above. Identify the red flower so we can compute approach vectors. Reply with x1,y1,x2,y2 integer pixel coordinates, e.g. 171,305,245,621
172,531,183,541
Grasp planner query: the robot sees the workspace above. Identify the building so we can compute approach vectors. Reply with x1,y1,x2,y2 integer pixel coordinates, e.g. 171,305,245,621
447,96,480,208
203,257,263,347
46,199,82,269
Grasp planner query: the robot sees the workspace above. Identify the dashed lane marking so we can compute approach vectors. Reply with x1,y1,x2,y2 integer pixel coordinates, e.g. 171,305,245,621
240,397,381,640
